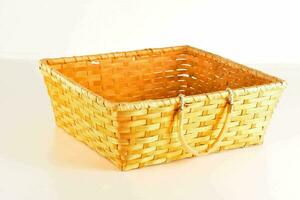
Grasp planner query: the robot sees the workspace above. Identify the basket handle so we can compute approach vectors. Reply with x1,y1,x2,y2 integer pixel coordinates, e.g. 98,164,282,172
177,89,234,156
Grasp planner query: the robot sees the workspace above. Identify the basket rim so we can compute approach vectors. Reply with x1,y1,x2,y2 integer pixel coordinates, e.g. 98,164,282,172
39,45,287,111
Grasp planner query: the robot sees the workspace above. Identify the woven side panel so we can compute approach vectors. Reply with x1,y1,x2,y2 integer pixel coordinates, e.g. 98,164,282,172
49,50,190,102
42,71,124,169
178,53,273,95
117,87,284,170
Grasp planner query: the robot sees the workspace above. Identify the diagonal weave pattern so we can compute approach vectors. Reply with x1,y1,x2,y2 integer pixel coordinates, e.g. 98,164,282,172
40,45,286,170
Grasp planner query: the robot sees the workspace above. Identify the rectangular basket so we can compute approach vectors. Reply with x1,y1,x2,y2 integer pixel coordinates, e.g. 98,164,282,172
39,45,286,170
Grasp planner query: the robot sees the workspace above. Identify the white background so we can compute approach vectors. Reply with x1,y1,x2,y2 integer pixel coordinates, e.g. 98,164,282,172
0,0,300,200
0,0,299,64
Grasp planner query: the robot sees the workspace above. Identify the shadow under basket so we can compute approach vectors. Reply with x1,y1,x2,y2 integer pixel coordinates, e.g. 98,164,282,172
39,45,286,171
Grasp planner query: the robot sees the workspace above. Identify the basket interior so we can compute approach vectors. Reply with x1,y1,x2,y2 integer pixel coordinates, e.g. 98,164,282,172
46,46,279,102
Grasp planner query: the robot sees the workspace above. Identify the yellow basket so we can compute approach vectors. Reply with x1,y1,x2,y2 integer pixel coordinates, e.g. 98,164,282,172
39,45,286,170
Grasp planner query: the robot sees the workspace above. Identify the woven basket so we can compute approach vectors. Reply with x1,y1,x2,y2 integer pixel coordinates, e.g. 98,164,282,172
39,45,286,170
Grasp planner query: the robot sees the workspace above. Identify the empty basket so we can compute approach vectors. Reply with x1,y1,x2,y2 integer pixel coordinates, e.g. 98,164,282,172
39,45,286,170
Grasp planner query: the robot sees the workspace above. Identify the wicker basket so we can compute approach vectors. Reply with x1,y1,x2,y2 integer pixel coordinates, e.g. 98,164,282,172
39,45,286,170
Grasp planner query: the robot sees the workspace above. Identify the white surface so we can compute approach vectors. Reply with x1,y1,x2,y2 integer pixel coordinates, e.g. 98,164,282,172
0,0,300,63
0,58,299,200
